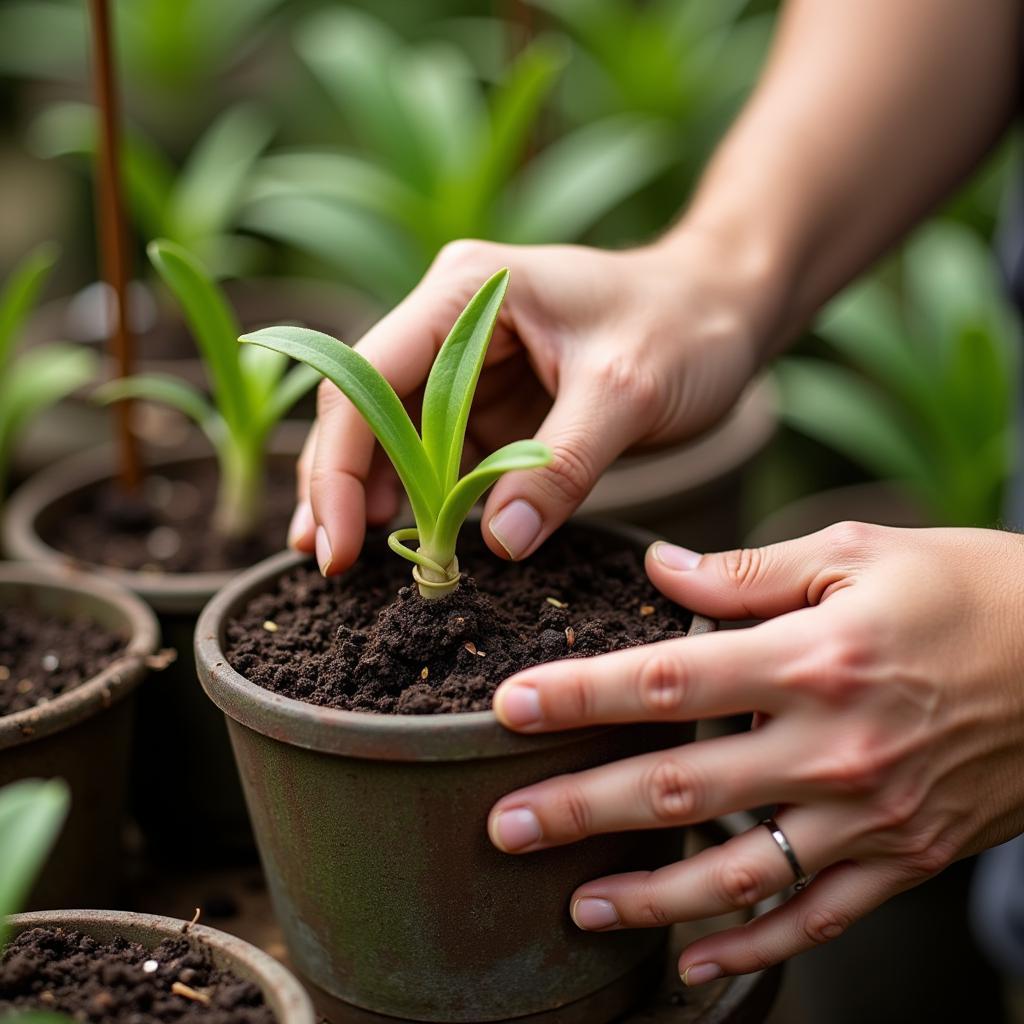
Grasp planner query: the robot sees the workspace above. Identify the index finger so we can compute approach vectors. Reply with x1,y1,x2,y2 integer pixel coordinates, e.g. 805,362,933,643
492,615,808,732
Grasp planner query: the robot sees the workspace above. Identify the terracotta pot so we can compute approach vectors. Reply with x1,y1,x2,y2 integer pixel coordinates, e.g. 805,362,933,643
12,277,374,482
5,910,315,1024
579,376,777,553
0,564,159,909
196,520,715,1023
3,428,304,861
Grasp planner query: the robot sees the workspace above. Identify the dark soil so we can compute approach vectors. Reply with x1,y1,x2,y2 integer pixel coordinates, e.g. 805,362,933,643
226,527,693,714
0,926,274,1024
45,460,294,575
0,606,126,716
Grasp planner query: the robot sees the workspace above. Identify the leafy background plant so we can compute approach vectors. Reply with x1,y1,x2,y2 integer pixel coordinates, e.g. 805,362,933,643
97,240,319,539
0,244,97,499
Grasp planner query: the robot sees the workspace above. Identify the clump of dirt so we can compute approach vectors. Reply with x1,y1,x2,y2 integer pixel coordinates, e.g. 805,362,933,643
226,527,693,714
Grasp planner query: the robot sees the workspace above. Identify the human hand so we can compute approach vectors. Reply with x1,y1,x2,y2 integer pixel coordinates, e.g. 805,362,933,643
487,523,1024,984
289,231,781,574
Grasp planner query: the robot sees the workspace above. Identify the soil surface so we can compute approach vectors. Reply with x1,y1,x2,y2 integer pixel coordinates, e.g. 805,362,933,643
0,606,126,716
46,460,294,575
0,926,274,1023
226,527,693,714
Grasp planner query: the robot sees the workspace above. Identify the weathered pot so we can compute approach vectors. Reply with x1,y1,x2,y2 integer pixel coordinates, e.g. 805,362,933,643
580,376,776,553
0,564,160,910
196,521,715,1023
12,277,374,482
3,428,304,862
4,910,315,1024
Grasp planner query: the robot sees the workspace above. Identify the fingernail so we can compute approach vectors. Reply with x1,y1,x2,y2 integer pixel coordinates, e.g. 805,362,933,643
288,502,314,548
491,807,542,852
315,526,333,576
496,684,542,728
682,963,723,987
652,542,702,571
571,897,620,931
489,500,542,560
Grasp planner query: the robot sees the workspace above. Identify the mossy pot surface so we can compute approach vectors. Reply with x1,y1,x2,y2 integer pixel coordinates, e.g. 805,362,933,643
4,910,315,1024
0,564,160,909
3,430,304,861
196,519,715,1023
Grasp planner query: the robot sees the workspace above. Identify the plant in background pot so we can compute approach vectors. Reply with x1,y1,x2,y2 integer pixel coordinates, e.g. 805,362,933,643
3,240,317,863
0,782,316,1024
196,271,715,1023
0,564,160,909
0,244,98,496
241,6,677,306
773,220,1019,531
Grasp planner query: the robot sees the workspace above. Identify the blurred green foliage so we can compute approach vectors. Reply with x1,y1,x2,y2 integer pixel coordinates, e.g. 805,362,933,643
776,222,1019,527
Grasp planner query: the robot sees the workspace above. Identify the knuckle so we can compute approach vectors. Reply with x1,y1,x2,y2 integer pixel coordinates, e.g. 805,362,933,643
782,629,873,705
534,441,594,507
553,783,593,839
823,520,877,559
893,828,957,877
721,546,768,591
589,357,660,411
636,650,688,713
802,733,886,795
801,906,851,945
558,669,594,721
870,784,925,833
641,756,700,823
632,879,672,927
432,239,499,275
710,859,763,909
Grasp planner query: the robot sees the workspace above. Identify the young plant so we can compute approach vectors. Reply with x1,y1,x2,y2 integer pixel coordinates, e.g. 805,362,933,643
31,102,273,279
96,240,320,540
241,7,675,306
0,778,69,949
242,269,551,598
0,245,98,498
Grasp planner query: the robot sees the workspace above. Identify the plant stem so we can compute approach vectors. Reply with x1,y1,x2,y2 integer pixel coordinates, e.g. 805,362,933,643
413,542,459,599
214,441,264,541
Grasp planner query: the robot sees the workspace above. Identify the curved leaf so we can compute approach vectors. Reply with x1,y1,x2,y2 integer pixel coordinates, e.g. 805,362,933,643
430,439,551,563
261,363,321,428
421,269,509,492
94,373,217,437
0,242,59,370
240,326,440,527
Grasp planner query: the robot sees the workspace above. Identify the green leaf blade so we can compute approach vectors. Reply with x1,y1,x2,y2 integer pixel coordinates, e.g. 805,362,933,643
240,326,441,526
421,269,509,492
94,373,217,436
0,242,59,371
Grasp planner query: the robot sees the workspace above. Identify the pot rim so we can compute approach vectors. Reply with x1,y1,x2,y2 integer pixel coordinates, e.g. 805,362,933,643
5,909,315,1024
2,432,304,614
0,562,161,751
195,519,716,763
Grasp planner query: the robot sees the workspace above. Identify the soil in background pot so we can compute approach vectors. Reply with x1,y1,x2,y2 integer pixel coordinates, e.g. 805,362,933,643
42,461,294,575
0,607,125,716
227,527,692,714
0,926,273,1023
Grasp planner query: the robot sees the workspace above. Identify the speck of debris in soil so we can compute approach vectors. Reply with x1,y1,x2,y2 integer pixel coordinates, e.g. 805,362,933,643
225,526,693,714
0,606,126,716
0,926,275,1023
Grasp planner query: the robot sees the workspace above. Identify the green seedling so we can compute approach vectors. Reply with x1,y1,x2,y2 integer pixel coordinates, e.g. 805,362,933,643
243,269,550,597
96,240,320,540
0,778,69,949
0,245,98,499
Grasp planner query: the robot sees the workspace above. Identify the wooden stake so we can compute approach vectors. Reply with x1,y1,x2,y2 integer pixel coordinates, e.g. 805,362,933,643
88,0,139,491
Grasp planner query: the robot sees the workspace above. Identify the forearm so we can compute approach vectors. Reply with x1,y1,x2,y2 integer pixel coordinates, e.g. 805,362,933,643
666,0,1021,356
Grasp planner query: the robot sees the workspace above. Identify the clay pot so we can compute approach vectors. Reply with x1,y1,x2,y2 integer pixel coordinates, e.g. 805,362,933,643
3,429,304,862
0,564,159,909
196,520,715,1023
4,910,315,1024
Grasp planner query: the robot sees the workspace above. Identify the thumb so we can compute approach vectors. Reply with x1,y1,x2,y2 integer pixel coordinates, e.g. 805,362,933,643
482,380,640,560
645,522,882,621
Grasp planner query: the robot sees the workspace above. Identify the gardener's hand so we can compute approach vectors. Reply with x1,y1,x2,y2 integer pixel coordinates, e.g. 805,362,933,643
487,523,1024,984
289,232,783,574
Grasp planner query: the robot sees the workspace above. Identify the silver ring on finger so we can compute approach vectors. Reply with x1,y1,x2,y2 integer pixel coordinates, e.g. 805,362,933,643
760,816,810,892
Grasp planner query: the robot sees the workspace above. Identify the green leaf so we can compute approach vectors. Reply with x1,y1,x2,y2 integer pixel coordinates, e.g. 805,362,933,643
240,326,441,527
431,440,551,562
239,344,288,411
0,779,69,947
0,243,59,372
503,115,675,243
94,374,217,437
170,103,274,250
262,363,321,428
421,269,509,492
147,240,248,433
